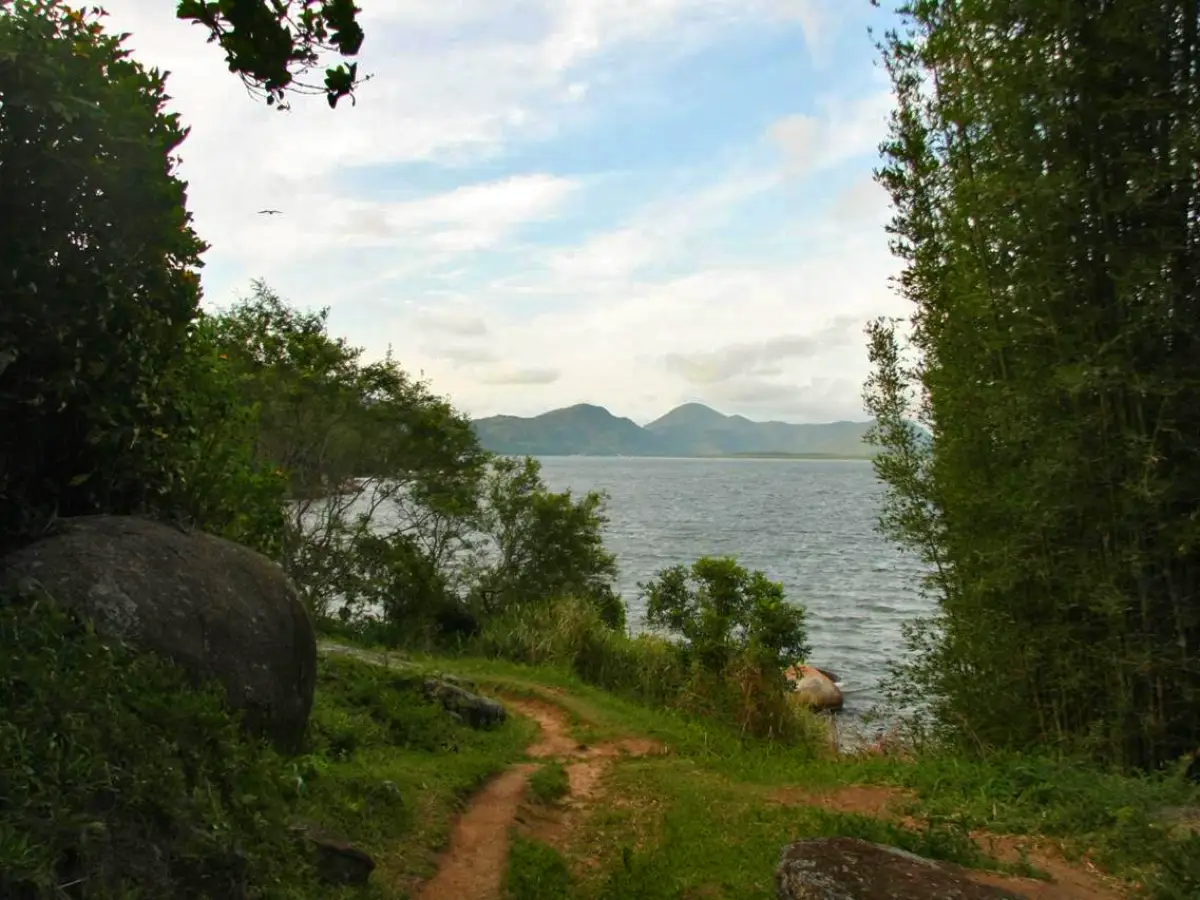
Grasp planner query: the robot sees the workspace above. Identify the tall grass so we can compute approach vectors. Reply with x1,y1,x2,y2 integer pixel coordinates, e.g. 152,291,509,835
474,597,828,749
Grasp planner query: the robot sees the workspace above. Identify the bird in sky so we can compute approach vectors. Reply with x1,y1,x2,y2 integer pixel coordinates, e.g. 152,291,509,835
257,209,283,216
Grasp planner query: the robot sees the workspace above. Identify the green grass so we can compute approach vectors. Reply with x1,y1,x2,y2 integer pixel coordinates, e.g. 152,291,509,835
557,758,1034,900
528,762,571,805
0,590,315,899
504,837,575,900
295,653,537,898
315,635,1200,900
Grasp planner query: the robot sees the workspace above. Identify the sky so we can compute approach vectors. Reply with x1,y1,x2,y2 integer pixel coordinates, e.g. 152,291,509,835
103,0,907,425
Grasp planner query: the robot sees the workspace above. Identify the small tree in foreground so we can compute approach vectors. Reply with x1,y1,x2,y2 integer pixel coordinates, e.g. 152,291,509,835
642,557,813,740
467,456,624,630
641,557,809,674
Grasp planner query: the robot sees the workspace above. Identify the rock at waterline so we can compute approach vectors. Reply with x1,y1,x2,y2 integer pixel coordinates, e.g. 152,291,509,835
775,837,1029,900
423,677,507,728
0,514,316,753
784,664,845,712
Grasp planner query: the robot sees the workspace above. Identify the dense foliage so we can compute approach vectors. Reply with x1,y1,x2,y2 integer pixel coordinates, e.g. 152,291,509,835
642,556,809,674
189,283,623,646
175,0,365,107
468,455,624,629
478,558,821,743
0,589,310,898
866,0,1200,770
0,0,206,546
0,6,626,895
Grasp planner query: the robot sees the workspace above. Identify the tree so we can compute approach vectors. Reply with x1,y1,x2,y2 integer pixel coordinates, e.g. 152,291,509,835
159,312,289,557
207,283,489,627
175,0,365,107
641,557,809,675
467,456,625,629
869,0,1200,770
0,0,206,545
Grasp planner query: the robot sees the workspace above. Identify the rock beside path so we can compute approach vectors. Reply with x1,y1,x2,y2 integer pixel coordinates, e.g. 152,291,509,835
313,836,377,885
775,837,1029,900
290,822,377,886
423,677,507,728
0,514,316,752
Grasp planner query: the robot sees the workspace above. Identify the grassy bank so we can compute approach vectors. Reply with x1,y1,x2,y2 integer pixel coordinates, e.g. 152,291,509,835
7,584,1196,899
319,636,1200,900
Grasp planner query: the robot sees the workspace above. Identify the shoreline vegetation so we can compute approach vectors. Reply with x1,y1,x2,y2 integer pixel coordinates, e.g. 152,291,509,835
1,2,1198,899
528,451,875,460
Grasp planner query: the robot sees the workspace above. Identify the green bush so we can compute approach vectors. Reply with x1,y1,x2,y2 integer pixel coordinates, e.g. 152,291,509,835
0,590,311,899
638,557,815,740
504,836,575,900
641,556,809,674
467,456,624,630
477,590,826,746
0,0,206,545
308,654,459,754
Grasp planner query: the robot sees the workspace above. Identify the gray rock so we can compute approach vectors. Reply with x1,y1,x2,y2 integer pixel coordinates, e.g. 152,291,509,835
0,515,316,752
313,836,376,885
422,677,506,728
430,671,477,691
775,837,1028,900
289,822,376,886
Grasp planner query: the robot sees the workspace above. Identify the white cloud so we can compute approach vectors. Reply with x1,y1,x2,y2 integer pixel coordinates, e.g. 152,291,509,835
771,90,893,178
414,309,490,337
96,0,898,425
548,169,780,284
479,367,562,386
662,316,861,385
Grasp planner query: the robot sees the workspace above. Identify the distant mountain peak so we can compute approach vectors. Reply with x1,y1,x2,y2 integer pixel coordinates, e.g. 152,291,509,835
645,402,731,431
472,402,875,458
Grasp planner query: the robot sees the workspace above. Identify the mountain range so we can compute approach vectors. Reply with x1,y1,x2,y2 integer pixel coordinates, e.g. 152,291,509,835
471,403,878,458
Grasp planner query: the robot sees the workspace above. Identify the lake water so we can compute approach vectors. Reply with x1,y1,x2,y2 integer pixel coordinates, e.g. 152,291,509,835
535,456,934,719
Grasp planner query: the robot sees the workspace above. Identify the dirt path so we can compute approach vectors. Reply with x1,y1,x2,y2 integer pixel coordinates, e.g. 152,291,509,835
318,643,1130,899
416,692,664,900
770,785,1129,900
415,764,537,900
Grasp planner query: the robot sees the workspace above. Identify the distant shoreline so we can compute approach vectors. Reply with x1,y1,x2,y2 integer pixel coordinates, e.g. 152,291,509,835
514,452,875,461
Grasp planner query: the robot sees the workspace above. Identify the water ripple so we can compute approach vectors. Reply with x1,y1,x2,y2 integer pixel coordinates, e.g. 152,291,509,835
536,456,935,717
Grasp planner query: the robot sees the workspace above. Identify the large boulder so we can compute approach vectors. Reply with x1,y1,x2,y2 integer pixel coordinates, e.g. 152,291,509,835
0,515,316,752
785,664,845,711
775,838,1028,900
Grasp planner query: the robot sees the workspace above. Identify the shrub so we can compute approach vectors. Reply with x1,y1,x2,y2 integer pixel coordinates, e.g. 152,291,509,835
467,456,624,630
0,0,206,545
641,556,809,674
477,590,825,745
640,557,815,740
0,589,310,899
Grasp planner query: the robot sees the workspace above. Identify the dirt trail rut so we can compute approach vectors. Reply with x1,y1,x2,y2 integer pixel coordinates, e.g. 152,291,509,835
416,693,663,900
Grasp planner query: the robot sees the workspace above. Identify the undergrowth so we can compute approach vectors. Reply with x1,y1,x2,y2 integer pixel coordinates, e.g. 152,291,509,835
292,653,535,896
472,596,828,751
0,589,311,900
504,836,574,900
0,590,536,900
421,643,1200,900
